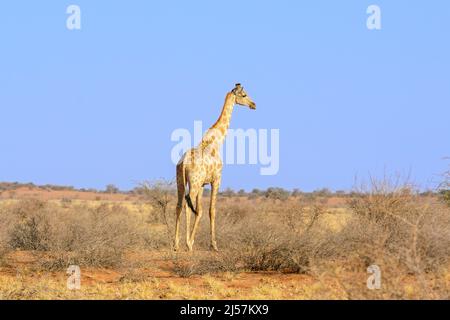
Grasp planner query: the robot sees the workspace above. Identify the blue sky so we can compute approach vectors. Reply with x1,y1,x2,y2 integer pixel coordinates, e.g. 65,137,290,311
0,1,449,191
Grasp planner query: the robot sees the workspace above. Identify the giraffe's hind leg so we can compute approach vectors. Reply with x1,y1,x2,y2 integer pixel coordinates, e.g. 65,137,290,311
187,185,203,251
174,164,185,251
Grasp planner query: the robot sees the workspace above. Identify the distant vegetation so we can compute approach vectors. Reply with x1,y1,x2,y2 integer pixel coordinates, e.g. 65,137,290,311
0,181,443,200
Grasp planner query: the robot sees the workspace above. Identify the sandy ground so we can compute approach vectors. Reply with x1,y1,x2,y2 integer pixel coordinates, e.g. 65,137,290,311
0,250,344,300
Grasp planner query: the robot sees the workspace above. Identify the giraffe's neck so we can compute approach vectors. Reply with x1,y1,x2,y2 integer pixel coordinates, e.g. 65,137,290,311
200,92,235,148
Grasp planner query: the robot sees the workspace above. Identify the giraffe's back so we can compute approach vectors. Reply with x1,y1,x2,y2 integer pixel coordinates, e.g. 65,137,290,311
179,146,222,186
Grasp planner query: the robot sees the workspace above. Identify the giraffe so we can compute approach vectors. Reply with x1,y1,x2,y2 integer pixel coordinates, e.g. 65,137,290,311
174,83,256,252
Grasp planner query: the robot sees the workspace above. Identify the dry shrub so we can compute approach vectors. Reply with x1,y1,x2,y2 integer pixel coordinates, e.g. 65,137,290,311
230,222,333,273
342,178,450,273
219,202,250,225
139,180,174,224
233,226,289,271
311,253,448,300
440,162,450,206
1,200,149,269
181,199,333,274
138,180,175,247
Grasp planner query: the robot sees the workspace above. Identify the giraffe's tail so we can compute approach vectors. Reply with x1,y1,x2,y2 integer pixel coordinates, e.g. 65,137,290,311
185,194,197,215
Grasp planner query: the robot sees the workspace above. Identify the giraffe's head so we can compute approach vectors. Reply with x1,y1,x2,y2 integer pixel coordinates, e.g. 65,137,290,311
232,83,256,110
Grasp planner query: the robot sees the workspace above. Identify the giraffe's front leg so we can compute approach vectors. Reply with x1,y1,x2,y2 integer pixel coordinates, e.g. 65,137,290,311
185,200,191,250
209,180,220,252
